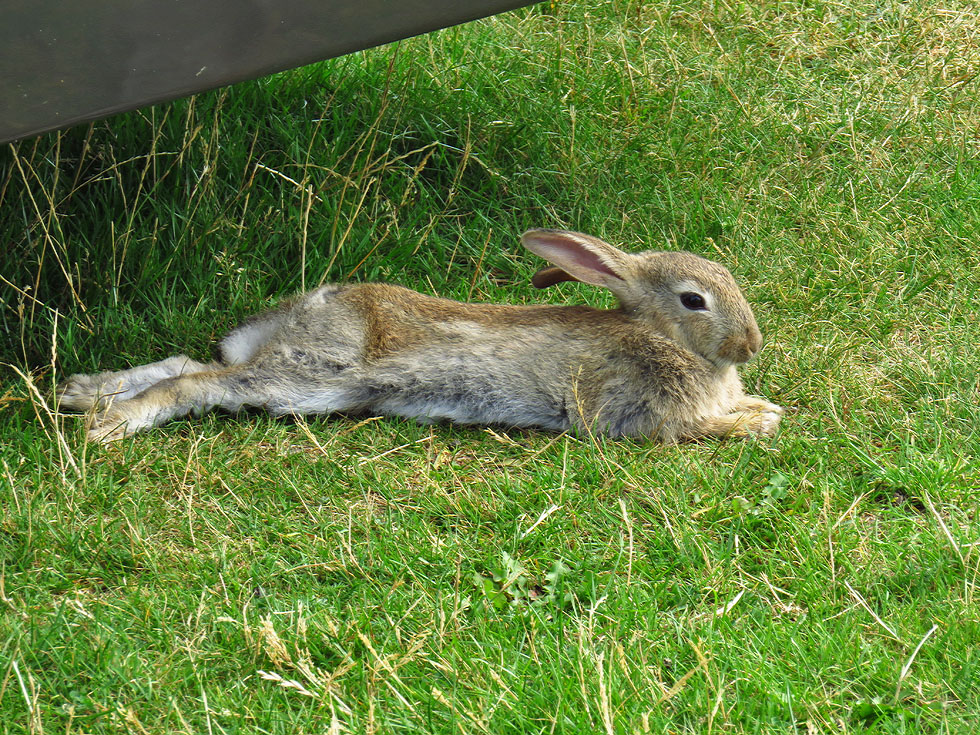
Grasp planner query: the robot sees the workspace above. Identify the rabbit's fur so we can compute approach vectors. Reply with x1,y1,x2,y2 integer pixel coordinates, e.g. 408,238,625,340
58,229,783,443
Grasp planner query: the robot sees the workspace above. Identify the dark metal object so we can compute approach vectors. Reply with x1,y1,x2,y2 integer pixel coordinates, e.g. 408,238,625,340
0,0,536,144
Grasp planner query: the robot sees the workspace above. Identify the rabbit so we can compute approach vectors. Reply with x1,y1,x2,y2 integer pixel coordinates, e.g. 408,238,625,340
57,228,784,443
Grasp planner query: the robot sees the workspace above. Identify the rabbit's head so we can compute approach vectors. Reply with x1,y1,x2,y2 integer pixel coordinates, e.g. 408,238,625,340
522,229,763,369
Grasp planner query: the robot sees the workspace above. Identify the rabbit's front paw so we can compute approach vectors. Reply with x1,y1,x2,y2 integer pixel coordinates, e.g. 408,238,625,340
740,396,785,416
755,409,782,437
735,397,785,436
697,407,783,440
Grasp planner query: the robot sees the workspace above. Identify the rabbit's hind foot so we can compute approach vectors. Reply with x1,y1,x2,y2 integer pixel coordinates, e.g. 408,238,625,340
57,355,215,413
86,404,138,443
58,372,117,412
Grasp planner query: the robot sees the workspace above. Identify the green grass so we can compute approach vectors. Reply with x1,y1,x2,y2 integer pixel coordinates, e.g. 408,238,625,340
2,0,979,732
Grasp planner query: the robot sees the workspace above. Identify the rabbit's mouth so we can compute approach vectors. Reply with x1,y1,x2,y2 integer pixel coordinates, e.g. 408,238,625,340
716,329,762,366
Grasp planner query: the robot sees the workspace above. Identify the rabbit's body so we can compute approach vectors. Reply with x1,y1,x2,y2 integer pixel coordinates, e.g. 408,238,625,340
59,230,783,442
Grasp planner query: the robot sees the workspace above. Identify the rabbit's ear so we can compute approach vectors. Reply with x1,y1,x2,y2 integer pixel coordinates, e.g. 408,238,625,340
521,229,632,290
531,266,580,289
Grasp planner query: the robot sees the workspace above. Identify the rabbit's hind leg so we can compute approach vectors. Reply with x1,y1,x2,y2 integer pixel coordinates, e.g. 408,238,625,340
85,365,358,442
58,355,216,412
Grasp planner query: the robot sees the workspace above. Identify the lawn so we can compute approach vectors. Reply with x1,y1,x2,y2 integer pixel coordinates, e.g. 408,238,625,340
1,0,978,732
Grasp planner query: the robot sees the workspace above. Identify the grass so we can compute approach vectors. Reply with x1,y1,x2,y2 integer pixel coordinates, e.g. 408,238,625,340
2,0,979,732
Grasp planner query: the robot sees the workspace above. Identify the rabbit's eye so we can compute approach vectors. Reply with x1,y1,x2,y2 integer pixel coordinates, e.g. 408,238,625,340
680,292,707,311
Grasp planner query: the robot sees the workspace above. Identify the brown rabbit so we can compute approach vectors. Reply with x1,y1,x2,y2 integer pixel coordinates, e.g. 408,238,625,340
58,229,783,443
